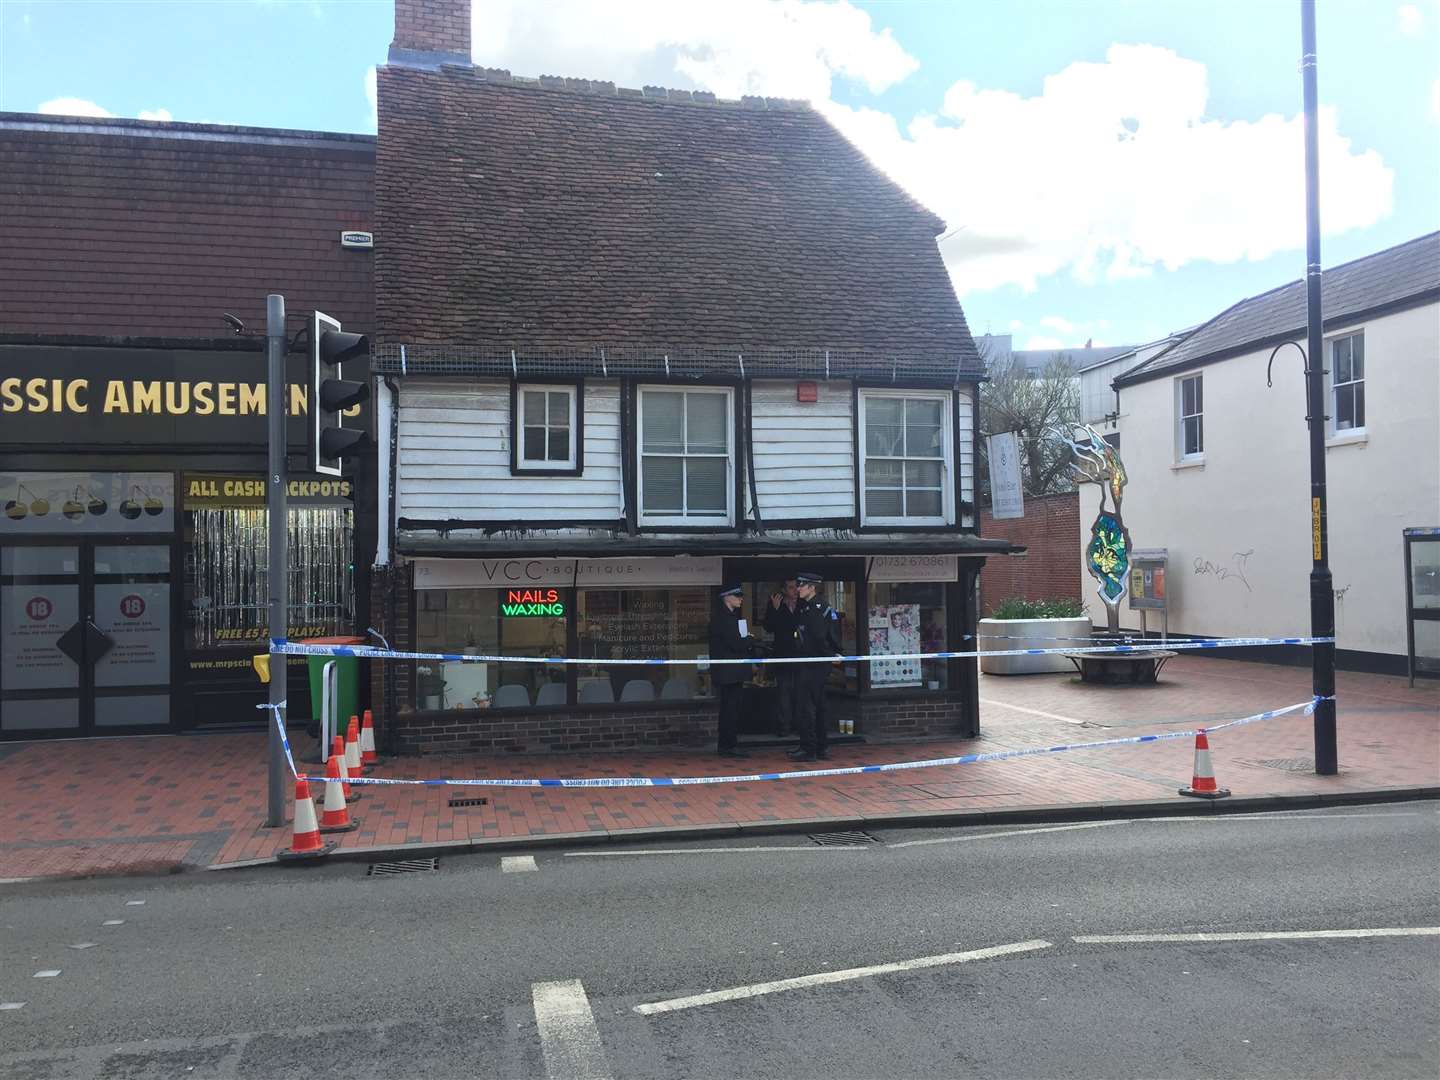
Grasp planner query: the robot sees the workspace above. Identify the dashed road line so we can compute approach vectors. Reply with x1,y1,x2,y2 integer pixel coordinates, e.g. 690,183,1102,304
633,940,1053,1015
889,821,1120,849
1074,927,1440,945
33,970,60,979
67,943,98,950
564,846,868,857
102,920,124,927
0,1003,25,1011
125,900,145,906
532,979,614,1080
502,855,538,873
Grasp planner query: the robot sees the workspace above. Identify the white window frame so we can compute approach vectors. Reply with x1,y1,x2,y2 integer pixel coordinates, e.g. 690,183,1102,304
515,383,578,471
1176,373,1204,461
1327,330,1366,436
637,386,735,527
858,389,955,527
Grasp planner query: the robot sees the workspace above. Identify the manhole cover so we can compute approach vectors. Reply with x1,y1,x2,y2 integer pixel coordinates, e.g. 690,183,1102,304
448,797,488,808
808,830,881,847
1251,758,1316,773
367,858,440,876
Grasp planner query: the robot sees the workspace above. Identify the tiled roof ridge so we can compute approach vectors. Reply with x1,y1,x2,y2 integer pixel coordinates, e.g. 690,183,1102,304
415,60,813,112
0,111,376,147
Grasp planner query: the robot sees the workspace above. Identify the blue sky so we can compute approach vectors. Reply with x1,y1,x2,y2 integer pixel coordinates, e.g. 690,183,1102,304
2,0,1436,351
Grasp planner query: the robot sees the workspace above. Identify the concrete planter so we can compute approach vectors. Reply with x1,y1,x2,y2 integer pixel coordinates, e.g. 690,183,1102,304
979,616,1093,675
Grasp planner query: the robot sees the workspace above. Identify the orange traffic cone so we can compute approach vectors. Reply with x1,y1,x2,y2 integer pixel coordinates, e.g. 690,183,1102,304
1179,730,1231,799
360,709,380,767
345,716,364,775
278,776,335,860
319,754,360,832
330,735,361,803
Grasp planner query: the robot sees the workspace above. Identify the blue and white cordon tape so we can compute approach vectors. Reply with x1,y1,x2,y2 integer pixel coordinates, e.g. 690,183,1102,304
268,634,1334,668
259,697,1329,790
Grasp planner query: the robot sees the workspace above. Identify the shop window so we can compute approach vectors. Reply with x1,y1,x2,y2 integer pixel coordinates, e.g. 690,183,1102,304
858,391,953,526
512,383,581,473
184,505,353,650
637,387,734,526
414,588,568,710
2,471,174,535
576,587,711,701
866,581,948,691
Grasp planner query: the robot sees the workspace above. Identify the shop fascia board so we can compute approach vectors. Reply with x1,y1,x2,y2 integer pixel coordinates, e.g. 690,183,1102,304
394,532,1020,558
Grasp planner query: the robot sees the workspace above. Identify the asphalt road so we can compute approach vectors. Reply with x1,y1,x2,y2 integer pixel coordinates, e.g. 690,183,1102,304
2,803,1437,1079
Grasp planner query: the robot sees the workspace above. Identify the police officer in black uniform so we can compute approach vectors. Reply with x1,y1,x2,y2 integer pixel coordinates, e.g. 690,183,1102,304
708,584,752,758
788,571,842,762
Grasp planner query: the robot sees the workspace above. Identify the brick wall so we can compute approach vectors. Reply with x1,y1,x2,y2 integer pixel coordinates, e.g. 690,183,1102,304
860,693,975,740
978,491,1081,615
392,0,470,56
393,703,717,755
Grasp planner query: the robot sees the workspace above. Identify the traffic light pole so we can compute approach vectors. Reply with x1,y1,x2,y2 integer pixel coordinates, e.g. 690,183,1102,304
264,293,289,827
1301,0,1338,775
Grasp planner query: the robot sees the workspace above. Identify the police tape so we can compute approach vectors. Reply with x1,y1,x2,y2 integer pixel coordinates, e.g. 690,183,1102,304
257,697,1324,789
267,634,1334,668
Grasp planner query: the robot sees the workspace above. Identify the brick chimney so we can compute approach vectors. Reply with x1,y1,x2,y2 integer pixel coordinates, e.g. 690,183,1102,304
389,0,470,68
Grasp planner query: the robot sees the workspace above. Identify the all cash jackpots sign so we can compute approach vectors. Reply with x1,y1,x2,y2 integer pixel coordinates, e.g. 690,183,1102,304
0,346,366,447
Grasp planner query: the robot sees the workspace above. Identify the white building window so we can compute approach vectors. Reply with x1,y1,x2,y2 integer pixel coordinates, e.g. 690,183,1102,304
638,387,733,525
514,384,578,472
1330,331,1365,433
1177,374,1203,460
859,390,953,526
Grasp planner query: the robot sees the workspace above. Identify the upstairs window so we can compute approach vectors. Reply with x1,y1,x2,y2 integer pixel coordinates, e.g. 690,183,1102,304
638,387,733,525
859,390,953,526
512,383,580,473
1177,374,1203,460
1330,332,1365,434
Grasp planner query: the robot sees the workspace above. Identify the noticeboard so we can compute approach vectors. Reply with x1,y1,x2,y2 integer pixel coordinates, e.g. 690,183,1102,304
1128,548,1168,611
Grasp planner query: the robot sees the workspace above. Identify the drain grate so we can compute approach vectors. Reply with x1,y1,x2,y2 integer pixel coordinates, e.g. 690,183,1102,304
367,858,439,876
1251,757,1316,773
808,830,881,847
448,797,489,808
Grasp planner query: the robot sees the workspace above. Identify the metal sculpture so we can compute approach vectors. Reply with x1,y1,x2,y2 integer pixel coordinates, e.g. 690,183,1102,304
1062,424,1132,632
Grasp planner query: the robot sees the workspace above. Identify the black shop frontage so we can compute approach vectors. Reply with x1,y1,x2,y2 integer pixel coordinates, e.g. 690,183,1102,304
0,342,374,740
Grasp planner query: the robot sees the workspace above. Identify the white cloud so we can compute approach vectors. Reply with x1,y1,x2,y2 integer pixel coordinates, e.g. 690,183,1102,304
138,108,173,122
1398,5,1424,35
1432,78,1440,121
463,8,1393,297
1040,315,1075,334
1019,335,1066,351
470,0,916,101
365,66,378,129
819,44,1393,294
37,97,114,118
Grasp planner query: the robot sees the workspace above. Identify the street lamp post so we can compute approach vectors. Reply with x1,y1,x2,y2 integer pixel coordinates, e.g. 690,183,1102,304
1301,0,1338,775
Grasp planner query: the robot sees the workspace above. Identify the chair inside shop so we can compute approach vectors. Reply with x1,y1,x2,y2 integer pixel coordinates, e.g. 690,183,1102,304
578,679,616,705
659,677,693,700
619,679,657,702
535,682,567,707
491,684,531,709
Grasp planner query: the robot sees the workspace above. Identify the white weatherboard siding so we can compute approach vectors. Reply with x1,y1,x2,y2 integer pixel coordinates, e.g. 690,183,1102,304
958,387,975,525
750,380,854,521
1085,302,1439,658
397,378,623,522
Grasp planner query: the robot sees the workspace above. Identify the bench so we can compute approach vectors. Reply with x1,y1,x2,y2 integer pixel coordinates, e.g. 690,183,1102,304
1062,650,1178,685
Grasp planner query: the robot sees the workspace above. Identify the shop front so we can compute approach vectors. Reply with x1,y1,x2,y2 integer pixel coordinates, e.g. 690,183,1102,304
0,344,370,739
379,549,983,754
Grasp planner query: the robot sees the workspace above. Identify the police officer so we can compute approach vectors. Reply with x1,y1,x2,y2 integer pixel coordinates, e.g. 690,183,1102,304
708,584,752,758
788,571,842,762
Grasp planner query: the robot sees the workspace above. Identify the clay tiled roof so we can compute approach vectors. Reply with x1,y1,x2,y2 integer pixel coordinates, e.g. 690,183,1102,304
0,113,374,341
376,65,982,377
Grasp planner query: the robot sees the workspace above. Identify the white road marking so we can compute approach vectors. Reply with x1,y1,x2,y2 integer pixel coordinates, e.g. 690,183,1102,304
1074,927,1440,945
978,698,1087,725
633,939,1053,1015
67,943,98,950
564,846,867,857
102,920,124,926
33,970,60,978
1142,811,1423,823
889,821,1121,849
125,900,145,906
502,855,538,873
0,1002,24,1010
532,979,614,1080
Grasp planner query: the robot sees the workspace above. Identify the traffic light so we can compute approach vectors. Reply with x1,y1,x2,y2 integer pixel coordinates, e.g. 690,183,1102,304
310,311,370,477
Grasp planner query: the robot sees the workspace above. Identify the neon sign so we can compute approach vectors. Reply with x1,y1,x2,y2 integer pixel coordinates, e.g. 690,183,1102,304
502,588,565,617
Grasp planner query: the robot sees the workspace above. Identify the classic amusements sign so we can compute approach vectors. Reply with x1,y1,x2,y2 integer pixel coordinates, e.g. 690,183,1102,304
0,345,366,448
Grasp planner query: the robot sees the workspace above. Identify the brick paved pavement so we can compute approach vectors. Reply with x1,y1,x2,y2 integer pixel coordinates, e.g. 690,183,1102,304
1,657,1435,882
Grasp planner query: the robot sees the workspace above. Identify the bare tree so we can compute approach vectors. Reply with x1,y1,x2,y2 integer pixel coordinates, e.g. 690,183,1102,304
977,351,1079,499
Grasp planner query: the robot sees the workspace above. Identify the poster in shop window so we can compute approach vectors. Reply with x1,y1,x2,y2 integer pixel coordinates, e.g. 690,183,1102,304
868,604,922,686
